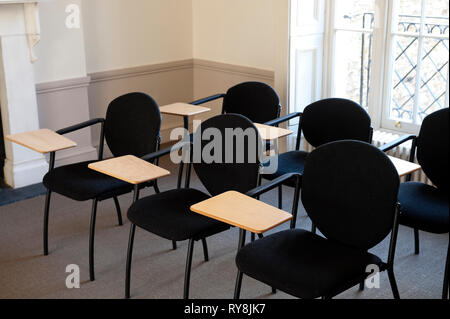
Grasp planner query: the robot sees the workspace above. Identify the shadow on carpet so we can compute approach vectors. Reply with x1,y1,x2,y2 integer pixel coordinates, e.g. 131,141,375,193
0,183,46,207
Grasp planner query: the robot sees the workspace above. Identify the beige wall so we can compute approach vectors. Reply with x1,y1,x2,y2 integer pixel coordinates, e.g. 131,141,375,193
30,0,287,157
33,0,87,84
193,0,289,110
34,0,194,82
82,0,193,73
32,0,286,89
193,0,276,71
33,0,96,167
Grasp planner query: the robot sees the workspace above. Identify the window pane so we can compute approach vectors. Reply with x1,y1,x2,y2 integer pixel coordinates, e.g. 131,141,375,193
424,0,449,35
333,31,373,108
395,0,423,34
389,35,419,122
418,38,449,122
335,0,376,30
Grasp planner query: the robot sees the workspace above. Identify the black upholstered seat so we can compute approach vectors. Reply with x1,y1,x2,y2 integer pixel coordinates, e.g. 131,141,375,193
43,160,133,201
260,98,373,212
263,151,307,186
236,229,382,299
42,92,162,282
399,182,449,234
235,140,401,299
128,189,230,241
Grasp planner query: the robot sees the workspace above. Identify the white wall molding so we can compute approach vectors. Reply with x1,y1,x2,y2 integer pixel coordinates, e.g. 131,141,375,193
89,59,194,84
36,76,91,94
193,58,274,83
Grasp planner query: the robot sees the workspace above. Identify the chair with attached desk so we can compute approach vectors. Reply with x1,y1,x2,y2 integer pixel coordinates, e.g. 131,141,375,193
41,92,162,281
124,113,301,299
235,140,401,299
380,108,449,299
262,98,373,215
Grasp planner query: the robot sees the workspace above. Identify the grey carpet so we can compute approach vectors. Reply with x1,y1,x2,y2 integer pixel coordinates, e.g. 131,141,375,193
0,156,447,299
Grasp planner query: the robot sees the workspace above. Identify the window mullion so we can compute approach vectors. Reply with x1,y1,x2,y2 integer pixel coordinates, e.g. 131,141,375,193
412,0,427,124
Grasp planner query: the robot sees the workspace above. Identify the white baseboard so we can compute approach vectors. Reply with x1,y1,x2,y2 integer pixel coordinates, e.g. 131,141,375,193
3,157,49,189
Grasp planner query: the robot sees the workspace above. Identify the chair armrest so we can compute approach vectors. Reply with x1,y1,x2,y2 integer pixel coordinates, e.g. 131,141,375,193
56,118,105,135
190,94,226,106
246,173,301,199
264,112,302,127
379,134,416,153
141,141,191,163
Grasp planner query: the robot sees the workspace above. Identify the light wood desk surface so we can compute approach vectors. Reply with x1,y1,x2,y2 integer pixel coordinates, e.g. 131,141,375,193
5,129,77,154
159,103,211,117
388,156,421,177
254,123,293,141
191,191,292,234
88,155,170,185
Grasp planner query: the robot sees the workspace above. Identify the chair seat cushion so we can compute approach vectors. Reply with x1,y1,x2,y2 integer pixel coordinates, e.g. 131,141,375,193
43,160,136,201
398,182,449,234
127,189,231,241
262,151,308,186
236,229,382,299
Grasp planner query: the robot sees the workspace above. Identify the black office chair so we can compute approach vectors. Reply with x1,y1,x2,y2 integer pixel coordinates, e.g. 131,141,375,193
124,113,301,299
191,81,281,123
262,98,373,212
235,140,401,299
380,108,449,299
42,92,162,281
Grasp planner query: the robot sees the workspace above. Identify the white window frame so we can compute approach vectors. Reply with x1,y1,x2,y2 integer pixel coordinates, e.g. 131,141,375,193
323,0,449,134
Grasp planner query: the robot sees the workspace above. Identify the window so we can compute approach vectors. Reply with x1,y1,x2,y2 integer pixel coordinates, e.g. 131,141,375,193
326,0,449,133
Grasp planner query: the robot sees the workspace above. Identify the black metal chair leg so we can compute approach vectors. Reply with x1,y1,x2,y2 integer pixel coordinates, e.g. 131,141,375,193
256,175,262,200
201,238,209,262
154,182,161,194
278,185,283,209
172,241,177,250
177,163,184,189
251,233,255,242
359,281,365,291
125,223,136,299
414,229,420,255
234,270,243,300
184,238,195,299
257,233,264,239
43,189,52,256
89,199,99,281
311,223,317,234
272,287,277,294
113,196,123,226
387,269,400,299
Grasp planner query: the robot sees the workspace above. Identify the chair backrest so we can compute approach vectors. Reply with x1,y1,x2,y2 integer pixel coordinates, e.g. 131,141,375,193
301,140,399,250
416,108,449,192
193,114,262,196
104,92,161,158
302,98,372,148
222,82,281,123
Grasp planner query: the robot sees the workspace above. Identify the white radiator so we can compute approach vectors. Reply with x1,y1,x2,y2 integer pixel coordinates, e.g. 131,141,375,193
298,131,432,185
